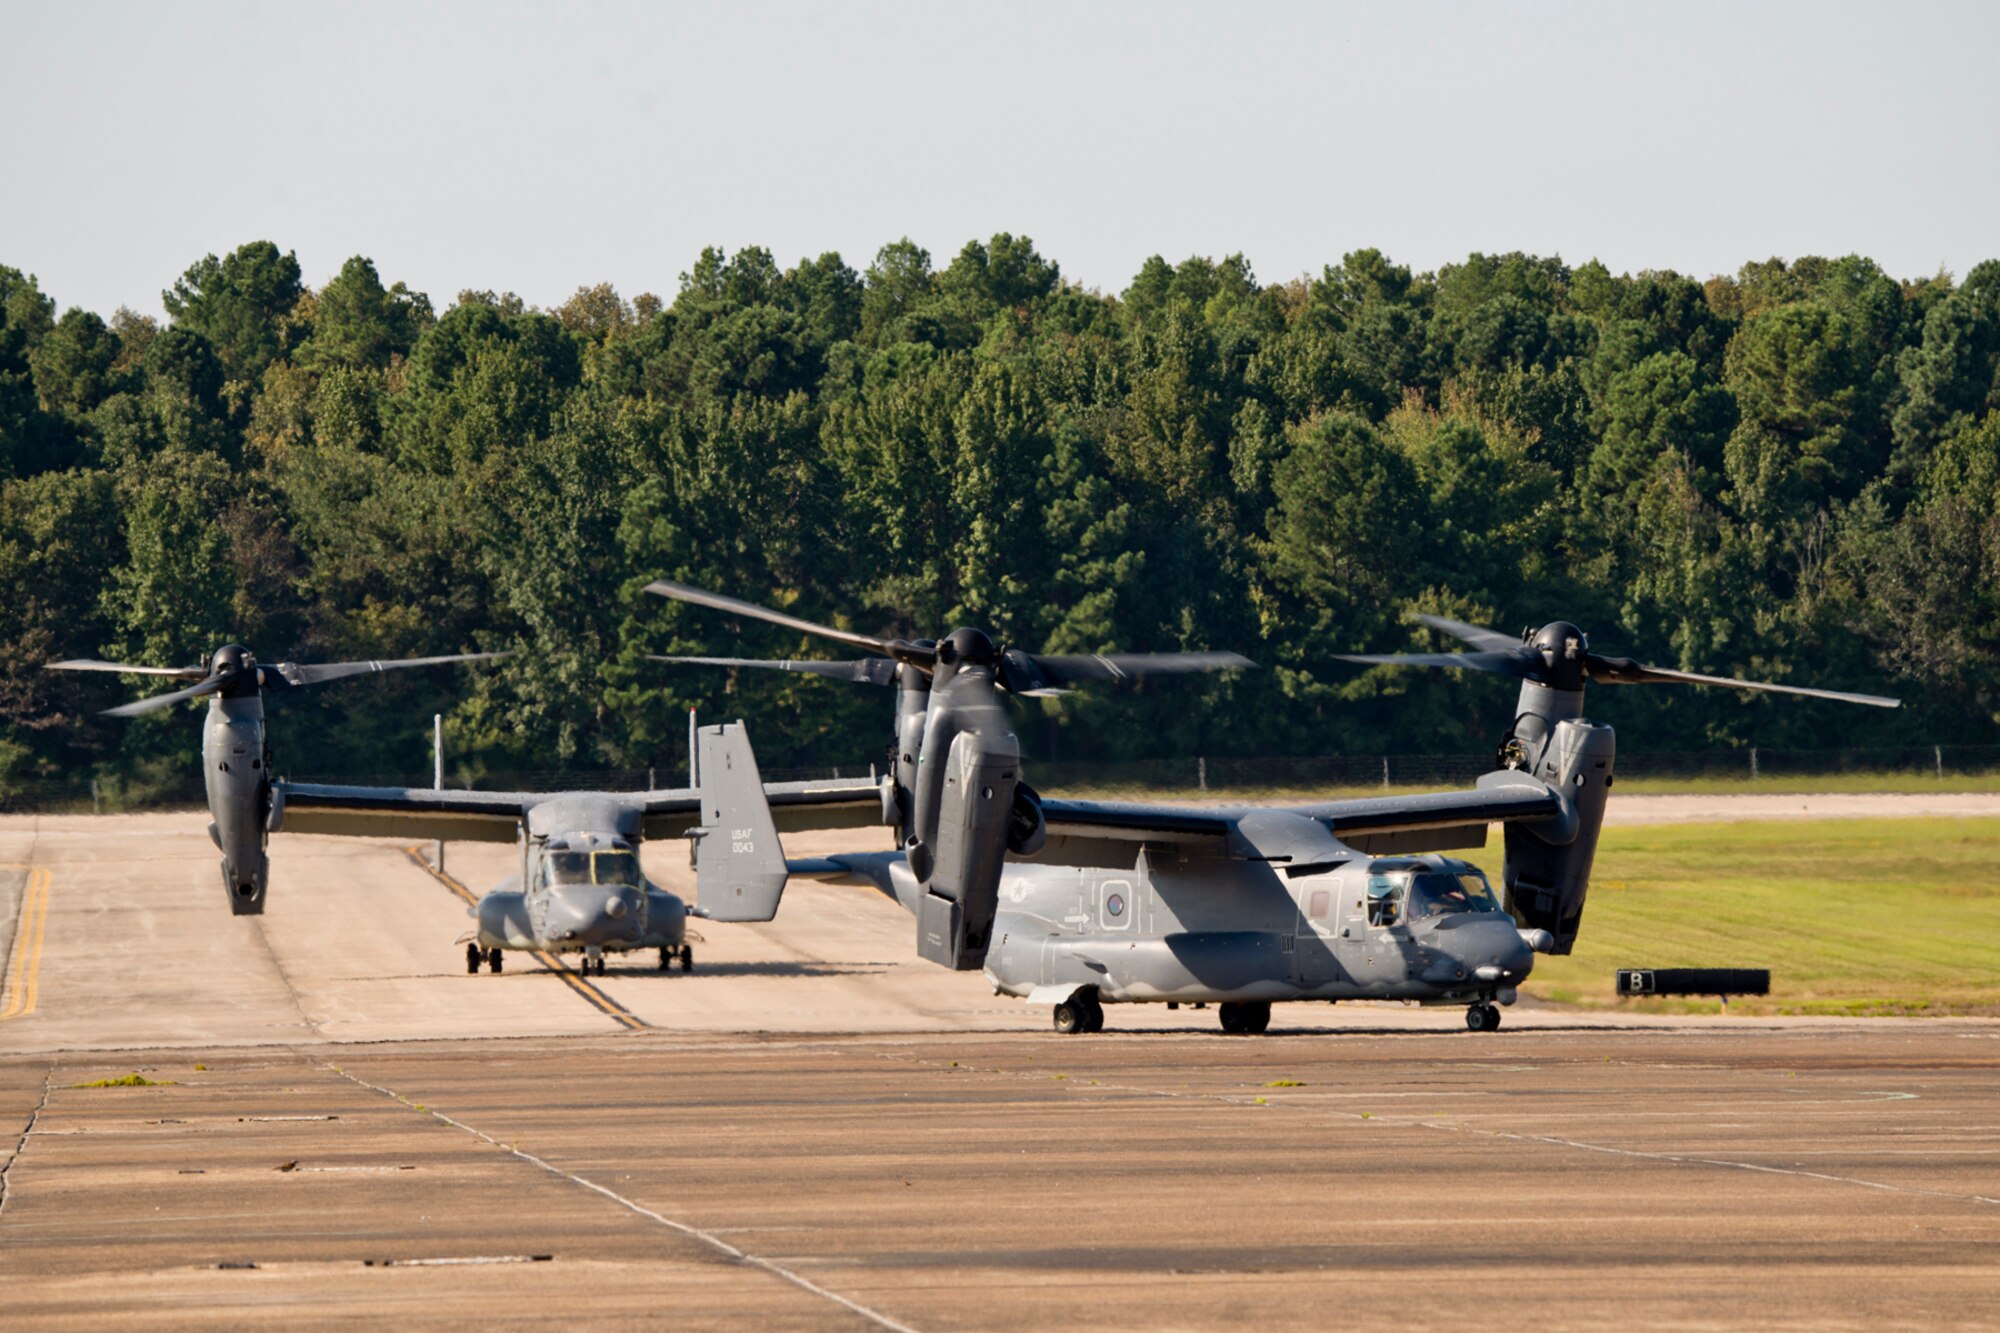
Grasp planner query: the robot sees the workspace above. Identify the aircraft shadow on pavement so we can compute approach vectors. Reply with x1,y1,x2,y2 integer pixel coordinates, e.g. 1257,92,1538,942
583,960,896,980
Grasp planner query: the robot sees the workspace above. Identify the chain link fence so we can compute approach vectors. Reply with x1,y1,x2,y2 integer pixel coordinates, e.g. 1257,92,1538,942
5,743,1998,815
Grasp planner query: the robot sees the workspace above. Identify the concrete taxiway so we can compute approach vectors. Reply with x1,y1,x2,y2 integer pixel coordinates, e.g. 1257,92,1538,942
2,808,1998,1327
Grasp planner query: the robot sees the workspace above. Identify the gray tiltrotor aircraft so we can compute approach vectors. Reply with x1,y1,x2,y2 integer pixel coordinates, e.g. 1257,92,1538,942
268,723,879,973
49,645,506,914
645,579,1255,974
656,593,1897,1034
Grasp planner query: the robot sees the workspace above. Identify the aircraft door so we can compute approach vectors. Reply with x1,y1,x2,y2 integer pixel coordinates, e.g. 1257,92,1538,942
1292,876,1340,987
1336,870,1413,991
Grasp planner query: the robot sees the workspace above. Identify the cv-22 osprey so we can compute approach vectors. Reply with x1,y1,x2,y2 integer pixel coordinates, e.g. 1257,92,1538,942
655,588,1899,1034
268,723,879,973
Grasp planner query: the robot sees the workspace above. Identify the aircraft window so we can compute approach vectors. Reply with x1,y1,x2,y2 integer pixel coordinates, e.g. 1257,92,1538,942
1308,889,1331,919
1407,871,1501,918
594,850,639,886
1364,874,1406,926
545,851,594,886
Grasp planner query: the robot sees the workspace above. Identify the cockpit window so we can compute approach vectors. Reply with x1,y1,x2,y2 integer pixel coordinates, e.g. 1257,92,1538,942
544,849,640,887
1364,874,1406,926
1407,870,1501,918
594,850,639,886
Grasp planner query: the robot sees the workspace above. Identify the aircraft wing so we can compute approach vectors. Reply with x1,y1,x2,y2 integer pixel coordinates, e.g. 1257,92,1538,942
635,775,883,840
278,775,885,845
274,784,535,843
1283,779,1565,852
1033,774,1564,862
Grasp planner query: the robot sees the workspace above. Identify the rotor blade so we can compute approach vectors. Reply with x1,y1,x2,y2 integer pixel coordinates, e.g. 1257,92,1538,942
1336,650,1535,676
102,673,233,718
647,655,900,687
1585,656,1901,708
47,659,207,679
1001,649,1256,694
644,580,891,655
269,651,512,687
1412,614,1525,654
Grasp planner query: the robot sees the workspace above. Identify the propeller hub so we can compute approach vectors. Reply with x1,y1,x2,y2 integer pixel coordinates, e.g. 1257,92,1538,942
211,644,254,676
1532,622,1589,691
936,627,998,669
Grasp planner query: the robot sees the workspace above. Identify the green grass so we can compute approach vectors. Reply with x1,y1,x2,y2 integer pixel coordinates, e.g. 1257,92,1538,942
1608,772,2000,796
72,1073,175,1088
1056,771,2000,804
1525,817,2000,1016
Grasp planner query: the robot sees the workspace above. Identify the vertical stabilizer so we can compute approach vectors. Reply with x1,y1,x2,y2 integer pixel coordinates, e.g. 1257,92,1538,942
689,721,790,922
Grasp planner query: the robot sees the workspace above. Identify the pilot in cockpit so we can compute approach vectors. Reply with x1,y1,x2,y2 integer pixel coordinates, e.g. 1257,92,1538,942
1365,876,1405,927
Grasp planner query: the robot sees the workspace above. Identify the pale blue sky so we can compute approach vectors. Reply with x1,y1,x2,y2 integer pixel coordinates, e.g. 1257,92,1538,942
5,0,1996,317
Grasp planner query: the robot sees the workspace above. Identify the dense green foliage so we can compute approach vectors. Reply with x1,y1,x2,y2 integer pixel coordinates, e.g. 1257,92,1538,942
2,239,1996,791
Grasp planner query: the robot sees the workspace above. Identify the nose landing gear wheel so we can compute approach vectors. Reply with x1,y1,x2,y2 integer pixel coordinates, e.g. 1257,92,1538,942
1466,1003,1501,1032
466,943,482,975
679,946,693,973
487,949,503,974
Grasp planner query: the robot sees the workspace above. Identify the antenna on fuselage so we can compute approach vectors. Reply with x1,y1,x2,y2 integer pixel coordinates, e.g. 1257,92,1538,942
687,706,699,788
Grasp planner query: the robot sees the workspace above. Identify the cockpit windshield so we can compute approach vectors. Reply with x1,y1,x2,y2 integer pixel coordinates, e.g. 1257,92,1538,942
1406,870,1501,919
543,849,640,888
594,850,639,886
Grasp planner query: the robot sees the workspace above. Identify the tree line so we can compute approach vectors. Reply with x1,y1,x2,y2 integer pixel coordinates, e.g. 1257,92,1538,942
1,236,1995,796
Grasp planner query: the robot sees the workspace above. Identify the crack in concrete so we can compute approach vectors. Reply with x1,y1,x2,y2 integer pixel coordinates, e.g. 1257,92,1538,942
0,1063,55,1219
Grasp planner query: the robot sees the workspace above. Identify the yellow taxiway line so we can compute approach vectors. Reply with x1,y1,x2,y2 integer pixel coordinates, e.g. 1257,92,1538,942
1,868,51,1021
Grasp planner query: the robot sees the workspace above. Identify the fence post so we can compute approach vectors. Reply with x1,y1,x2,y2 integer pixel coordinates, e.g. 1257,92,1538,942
1750,747,1759,781
1198,757,1207,792
648,766,656,790
1936,745,1944,781
91,777,100,816
1382,756,1390,790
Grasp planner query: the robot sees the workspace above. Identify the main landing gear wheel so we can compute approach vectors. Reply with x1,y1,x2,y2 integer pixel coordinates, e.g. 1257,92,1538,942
1466,1003,1501,1032
679,946,693,973
465,943,481,975
660,947,673,971
1052,991,1104,1034
487,949,503,974
1218,1001,1271,1034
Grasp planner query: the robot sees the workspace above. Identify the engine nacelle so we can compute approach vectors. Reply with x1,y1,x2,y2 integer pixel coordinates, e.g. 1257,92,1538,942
1500,704,1614,954
915,729,1018,970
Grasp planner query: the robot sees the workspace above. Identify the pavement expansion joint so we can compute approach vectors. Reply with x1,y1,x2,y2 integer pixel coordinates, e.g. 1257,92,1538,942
876,1047,2000,1212
323,1060,923,1333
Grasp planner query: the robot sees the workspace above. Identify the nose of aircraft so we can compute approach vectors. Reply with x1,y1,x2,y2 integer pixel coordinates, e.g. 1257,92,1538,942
546,886,643,945
1433,916,1537,986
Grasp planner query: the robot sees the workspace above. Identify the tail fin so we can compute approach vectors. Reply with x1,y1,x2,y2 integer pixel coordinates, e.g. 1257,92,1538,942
689,721,788,922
